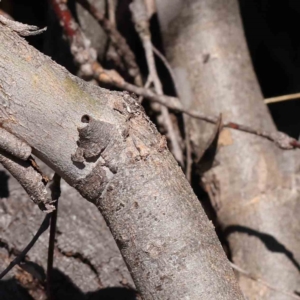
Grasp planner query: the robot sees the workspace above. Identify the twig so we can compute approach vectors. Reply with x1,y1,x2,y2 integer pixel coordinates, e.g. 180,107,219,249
0,214,51,279
0,151,55,212
0,128,32,160
46,173,61,300
76,0,142,86
184,120,192,182
0,14,46,36
230,262,300,300
138,74,152,103
152,45,180,96
152,45,192,178
264,92,300,104
107,0,116,27
130,0,183,165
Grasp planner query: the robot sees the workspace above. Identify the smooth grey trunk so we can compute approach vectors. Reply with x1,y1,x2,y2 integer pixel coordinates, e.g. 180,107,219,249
157,0,300,299
0,26,243,299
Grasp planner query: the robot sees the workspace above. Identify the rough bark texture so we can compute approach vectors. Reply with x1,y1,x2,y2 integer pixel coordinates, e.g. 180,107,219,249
157,0,300,299
0,25,244,299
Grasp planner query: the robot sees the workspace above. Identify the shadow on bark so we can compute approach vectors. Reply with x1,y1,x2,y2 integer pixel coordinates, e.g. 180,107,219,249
0,268,137,300
0,278,33,300
51,268,137,300
224,225,300,273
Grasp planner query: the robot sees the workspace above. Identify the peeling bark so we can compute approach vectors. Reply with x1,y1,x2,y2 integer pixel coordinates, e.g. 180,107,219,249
0,25,243,299
157,0,300,299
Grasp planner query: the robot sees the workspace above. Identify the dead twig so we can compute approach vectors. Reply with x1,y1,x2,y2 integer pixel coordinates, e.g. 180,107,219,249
76,0,142,86
0,14,46,36
152,45,192,178
265,92,300,104
107,0,116,26
138,75,152,103
0,214,51,280
0,151,54,212
230,262,300,300
46,173,61,300
152,45,180,96
130,0,183,165
0,128,32,160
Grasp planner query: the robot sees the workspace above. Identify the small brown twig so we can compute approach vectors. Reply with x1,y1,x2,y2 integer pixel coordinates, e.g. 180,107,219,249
46,173,61,300
152,45,180,96
76,0,142,86
138,75,152,103
0,151,55,212
230,262,300,300
130,0,183,165
0,214,51,280
0,128,32,161
107,0,116,26
0,14,46,36
152,45,192,178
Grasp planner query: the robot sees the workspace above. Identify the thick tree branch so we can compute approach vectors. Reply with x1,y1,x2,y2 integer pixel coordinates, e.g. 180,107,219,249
0,24,243,299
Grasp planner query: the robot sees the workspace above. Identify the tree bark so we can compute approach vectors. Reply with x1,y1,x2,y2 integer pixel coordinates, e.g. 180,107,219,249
157,0,300,299
0,25,243,299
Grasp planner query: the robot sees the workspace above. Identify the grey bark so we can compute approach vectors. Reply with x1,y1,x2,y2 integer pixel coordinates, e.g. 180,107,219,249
157,0,300,299
0,25,243,299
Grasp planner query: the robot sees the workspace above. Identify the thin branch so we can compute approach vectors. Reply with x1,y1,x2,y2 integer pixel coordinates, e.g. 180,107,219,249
152,45,192,178
107,0,116,27
264,92,300,104
230,262,300,300
138,74,152,103
0,128,32,160
46,173,61,300
0,151,55,212
152,45,180,96
0,214,51,279
75,0,142,86
184,119,192,182
130,0,183,165
0,14,46,36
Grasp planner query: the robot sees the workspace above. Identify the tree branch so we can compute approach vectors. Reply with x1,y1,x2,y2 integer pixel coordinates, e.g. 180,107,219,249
0,24,243,299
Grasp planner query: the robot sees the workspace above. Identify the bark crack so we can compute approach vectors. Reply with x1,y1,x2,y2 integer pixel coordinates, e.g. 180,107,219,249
55,245,103,287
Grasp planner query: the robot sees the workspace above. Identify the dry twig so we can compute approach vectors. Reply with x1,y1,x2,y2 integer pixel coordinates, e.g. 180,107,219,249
152,45,192,178
0,151,54,212
0,14,46,36
107,0,116,26
130,0,183,165
0,128,32,160
230,262,300,300
265,92,300,104
76,0,142,86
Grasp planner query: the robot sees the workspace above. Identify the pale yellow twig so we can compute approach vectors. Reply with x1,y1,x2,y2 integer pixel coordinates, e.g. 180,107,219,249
265,93,300,104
